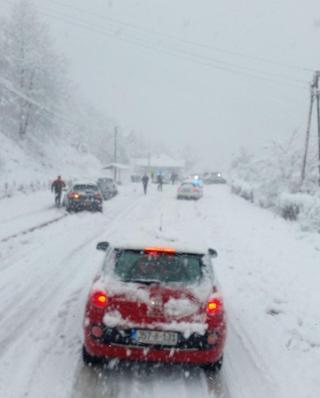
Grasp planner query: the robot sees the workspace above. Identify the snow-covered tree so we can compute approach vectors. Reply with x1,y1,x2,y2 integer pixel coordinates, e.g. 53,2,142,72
0,0,69,139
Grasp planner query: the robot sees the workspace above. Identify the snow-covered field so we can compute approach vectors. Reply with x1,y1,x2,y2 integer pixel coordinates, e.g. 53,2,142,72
0,183,319,398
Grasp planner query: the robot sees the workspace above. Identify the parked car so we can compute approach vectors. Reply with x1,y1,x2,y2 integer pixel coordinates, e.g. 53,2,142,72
203,172,226,185
177,181,203,200
97,178,118,200
82,243,226,370
64,182,103,212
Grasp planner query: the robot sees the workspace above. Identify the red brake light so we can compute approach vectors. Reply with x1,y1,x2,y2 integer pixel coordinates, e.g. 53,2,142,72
95,193,102,199
68,192,80,199
144,247,176,254
207,296,223,316
91,291,108,309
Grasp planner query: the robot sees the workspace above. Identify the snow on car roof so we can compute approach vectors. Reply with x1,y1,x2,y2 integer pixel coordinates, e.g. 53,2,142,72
112,245,206,255
107,238,209,255
72,181,98,186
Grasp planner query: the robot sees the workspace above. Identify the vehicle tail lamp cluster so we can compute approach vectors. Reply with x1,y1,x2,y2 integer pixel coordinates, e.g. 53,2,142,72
68,192,80,199
91,325,104,338
90,291,108,309
207,331,218,345
95,193,102,200
207,295,223,317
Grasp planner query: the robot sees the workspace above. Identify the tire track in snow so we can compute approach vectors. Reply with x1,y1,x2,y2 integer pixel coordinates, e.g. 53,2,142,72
72,363,223,398
0,213,67,243
0,194,143,358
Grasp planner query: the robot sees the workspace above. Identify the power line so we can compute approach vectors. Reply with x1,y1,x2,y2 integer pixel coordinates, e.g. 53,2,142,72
2,0,309,88
44,0,314,74
30,5,308,90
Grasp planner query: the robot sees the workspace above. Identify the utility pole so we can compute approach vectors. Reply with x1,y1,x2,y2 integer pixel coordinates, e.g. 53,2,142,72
301,71,320,187
315,71,320,186
301,78,316,185
113,126,118,182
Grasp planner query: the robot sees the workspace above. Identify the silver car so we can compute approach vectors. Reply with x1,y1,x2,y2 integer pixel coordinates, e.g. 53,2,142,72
177,182,203,200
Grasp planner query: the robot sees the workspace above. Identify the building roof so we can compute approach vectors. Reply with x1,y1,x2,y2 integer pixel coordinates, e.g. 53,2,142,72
133,155,185,169
103,162,130,170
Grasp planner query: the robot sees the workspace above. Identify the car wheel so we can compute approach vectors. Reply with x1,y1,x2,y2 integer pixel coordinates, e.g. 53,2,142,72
202,356,223,373
82,346,102,366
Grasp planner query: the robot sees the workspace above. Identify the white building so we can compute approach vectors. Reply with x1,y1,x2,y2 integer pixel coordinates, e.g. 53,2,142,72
131,154,185,181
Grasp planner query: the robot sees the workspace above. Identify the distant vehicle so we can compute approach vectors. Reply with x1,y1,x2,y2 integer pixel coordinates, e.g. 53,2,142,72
82,243,226,370
97,178,118,200
64,182,103,212
203,172,226,185
177,181,203,200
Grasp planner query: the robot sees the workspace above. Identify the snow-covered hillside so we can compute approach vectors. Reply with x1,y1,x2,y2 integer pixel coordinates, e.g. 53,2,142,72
0,130,103,196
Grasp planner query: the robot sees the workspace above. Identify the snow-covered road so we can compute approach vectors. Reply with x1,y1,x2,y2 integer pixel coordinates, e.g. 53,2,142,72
0,184,319,398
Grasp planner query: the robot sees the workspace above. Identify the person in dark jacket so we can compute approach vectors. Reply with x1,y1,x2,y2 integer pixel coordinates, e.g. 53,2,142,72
142,174,149,195
51,175,66,207
157,174,163,191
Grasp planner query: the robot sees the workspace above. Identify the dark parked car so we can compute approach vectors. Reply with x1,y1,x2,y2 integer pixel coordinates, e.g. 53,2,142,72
82,243,226,370
64,182,103,212
97,178,118,200
203,172,227,185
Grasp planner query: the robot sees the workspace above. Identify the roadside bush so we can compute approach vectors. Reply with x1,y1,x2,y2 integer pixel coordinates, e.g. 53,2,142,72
231,179,254,202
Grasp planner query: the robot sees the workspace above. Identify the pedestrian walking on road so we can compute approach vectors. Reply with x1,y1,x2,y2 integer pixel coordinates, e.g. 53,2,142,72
157,174,163,192
142,174,149,195
51,175,66,207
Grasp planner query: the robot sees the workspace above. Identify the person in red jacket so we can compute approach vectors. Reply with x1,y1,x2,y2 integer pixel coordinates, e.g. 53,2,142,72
51,175,66,207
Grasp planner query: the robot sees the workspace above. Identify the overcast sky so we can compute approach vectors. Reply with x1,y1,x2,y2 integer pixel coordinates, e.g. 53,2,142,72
4,0,320,168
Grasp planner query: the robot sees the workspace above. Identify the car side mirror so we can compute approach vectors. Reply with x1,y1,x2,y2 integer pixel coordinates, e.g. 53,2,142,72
96,241,109,251
208,248,218,258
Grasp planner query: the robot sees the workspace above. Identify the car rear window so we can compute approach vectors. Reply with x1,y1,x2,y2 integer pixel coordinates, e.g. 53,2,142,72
114,250,203,284
73,184,98,191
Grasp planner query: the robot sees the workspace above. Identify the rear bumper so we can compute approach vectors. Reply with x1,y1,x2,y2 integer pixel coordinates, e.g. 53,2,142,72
84,327,225,365
177,194,201,200
67,200,102,210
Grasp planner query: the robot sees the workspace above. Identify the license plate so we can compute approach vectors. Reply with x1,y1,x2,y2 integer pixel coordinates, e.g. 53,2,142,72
135,330,178,346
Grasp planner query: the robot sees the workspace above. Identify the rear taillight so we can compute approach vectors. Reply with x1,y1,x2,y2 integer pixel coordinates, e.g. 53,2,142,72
95,193,102,200
90,291,108,309
68,192,80,199
207,295,223,317
91,325,104,338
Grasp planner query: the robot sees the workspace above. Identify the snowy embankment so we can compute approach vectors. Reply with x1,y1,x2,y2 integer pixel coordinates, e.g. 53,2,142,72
0,184,319,398
0,131,103,198
230,177,320,233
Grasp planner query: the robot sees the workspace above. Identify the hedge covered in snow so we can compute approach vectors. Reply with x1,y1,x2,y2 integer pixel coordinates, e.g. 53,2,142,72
230,136,320,233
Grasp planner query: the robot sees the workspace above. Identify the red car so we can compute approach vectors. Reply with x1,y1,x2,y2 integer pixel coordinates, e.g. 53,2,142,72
82,243,226,370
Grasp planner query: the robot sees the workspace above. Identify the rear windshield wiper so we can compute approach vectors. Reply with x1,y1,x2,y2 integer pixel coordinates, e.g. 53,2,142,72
123,279,161,285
